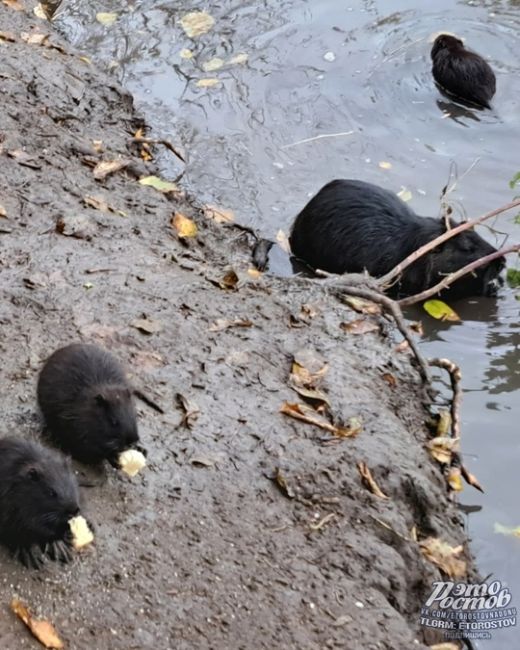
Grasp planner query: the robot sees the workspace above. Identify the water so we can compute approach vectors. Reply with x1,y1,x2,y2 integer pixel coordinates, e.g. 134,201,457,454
57,1,519,646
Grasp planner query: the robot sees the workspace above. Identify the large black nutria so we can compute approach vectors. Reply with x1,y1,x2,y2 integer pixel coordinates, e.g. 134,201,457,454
37,343,142,466
289,179,504,298
0,437,80,568
431,34,496,109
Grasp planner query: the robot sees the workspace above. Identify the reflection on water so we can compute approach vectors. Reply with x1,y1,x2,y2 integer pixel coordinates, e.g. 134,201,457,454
58,1,519,647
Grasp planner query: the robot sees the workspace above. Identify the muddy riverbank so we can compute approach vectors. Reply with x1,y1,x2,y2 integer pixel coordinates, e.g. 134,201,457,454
0,4,475,649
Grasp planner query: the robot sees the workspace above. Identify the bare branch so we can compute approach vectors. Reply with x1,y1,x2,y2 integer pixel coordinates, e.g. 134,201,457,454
428,358,462,439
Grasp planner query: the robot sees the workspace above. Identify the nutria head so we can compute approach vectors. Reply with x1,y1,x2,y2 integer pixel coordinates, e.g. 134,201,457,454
431,34,464,60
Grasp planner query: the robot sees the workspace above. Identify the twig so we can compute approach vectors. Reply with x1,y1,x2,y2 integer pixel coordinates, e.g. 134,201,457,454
379,198,520,288
133,389,164,414
280,131,355,150
398,244,519,307
132,136,185,163
428,358,462,438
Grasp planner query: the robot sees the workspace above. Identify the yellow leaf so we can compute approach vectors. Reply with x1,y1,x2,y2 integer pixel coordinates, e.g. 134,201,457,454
180,48,193,59
247,268,262,279
494,523,520,539
196,78,220,88
446,466,463,492
180,11,215,38
397,187,412,202
138,175,178,193
11,599,64,649
423,299,460,322
427,436,459,464
228,52,248,65
171,212,198,238
96,12,118,25
379,161,392,170
419,538,466,579
202,57,224,72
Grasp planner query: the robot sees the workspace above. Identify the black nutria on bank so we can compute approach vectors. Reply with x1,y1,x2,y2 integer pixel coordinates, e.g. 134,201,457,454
0,437,80,568
38,343,143,467
431,34,496,109
289,179,504,298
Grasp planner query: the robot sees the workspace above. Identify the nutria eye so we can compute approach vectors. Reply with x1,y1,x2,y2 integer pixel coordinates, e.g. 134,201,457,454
48,488,58,498
28,468,39,482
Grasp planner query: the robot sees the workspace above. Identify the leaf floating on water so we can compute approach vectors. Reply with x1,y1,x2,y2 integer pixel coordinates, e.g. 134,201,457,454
494,522,520,539
203,204,235,224
419,537,466,579
506,268,520,289
202,57,224,72
171,212,198,239
180,11,215,38
423,299,460,322
357,461,388,499
427,436,459,465
96,12,118,25
138,175,178,193
11,599,64,649
379,161,392,170
397,187,412,202
196,78,220,88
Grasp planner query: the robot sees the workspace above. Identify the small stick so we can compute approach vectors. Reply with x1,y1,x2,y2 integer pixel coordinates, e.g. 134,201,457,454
398,244,519,307
280,131,355,150
133,389,164,414
428,358,462,438
379,198,520,288
132,136,185,163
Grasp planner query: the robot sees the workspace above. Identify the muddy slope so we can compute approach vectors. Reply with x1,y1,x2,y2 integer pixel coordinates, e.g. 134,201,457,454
0,6,470,649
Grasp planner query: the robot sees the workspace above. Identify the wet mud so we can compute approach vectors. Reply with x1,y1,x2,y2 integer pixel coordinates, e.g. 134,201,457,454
0,5,474,649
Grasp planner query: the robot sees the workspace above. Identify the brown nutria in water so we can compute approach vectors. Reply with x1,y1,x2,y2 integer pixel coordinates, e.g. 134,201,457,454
37,343,143,467
431,34,496,109
0,437,80,568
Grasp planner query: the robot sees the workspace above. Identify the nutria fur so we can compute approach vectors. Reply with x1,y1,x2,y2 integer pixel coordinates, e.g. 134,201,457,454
37,343,141,466
289,179,504,298
0,437,80,568
431,34,496,109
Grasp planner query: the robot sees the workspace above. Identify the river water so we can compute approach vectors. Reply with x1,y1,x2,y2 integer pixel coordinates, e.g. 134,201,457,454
57,1,519,646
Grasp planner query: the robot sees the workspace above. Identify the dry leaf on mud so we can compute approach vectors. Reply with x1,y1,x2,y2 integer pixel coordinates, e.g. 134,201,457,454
38,0,63,20
419,537,466,579
289,352,330,406
276,229,291,253
180,48,193,59
171,212,198,239
196,78,220,88
273,467,295,498
203,204,235,224
56,215,95,239
247,268,262,279
8,149,41,169
93,159,129,180
209,318,253,332
494,523,520,539
446,466,463,492
340,318,380,335
395,340,410,353
96,12,118,25
0,30,17,41
11,599,63,649
423,299,460,322
138,175,178,193
381,372,397,388
214,269,239,290
228,52,248,66
427,436,459,465
0,205,7,218
83,195,126,216
3,0,24,10
180,11,215,38
202,57,224,72
20,32,49,45
342,296,382,315
176,393,200,429
131,317,163,335
357,462,388,499
280,402,361,438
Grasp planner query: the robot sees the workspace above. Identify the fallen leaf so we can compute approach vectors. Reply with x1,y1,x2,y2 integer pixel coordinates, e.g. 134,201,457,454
280,402,361,438
138,175,178,193
427,436,459,464
180,11,215,38
446,466,463,492
209,318,253,332
196,78,220,88
7,149,41,169
203,204,235,224
56,215,95,239
180,48,193,59
217,269,239,290
228,52,248,65
176,393,200,429
83,195,126,216
382,372,397,388
0,205,7,218
131,317,163,335
342,296,381,315
410,321,424,335
395,340,410,353
276,229,291,253
340,318,380,335
273,467,295,498
93,159,129,180
357,462,388,499
506,268,520,289
202,57,224,72
11,599,64,649
38,0,63,20
0,30,17,41
96,12,118,25
379,161,392,170
419,537,466,579
289,354,330,407
494,522,520,539
247,268,262,279
3,0,24,10
171,212,198,239
423,299,460,322
20,32,48,45
397,187,412,202
436,410,452,437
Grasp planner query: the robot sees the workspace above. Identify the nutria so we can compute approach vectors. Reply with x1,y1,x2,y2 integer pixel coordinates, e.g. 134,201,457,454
289,179,504,298
0,437,80,568
431,34,496,109
37,343,142,466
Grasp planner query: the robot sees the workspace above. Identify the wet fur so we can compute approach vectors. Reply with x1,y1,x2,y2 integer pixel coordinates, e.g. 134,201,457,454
38,343,140,466
289,179,504,298
431,35,496,109
0,437,80,568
